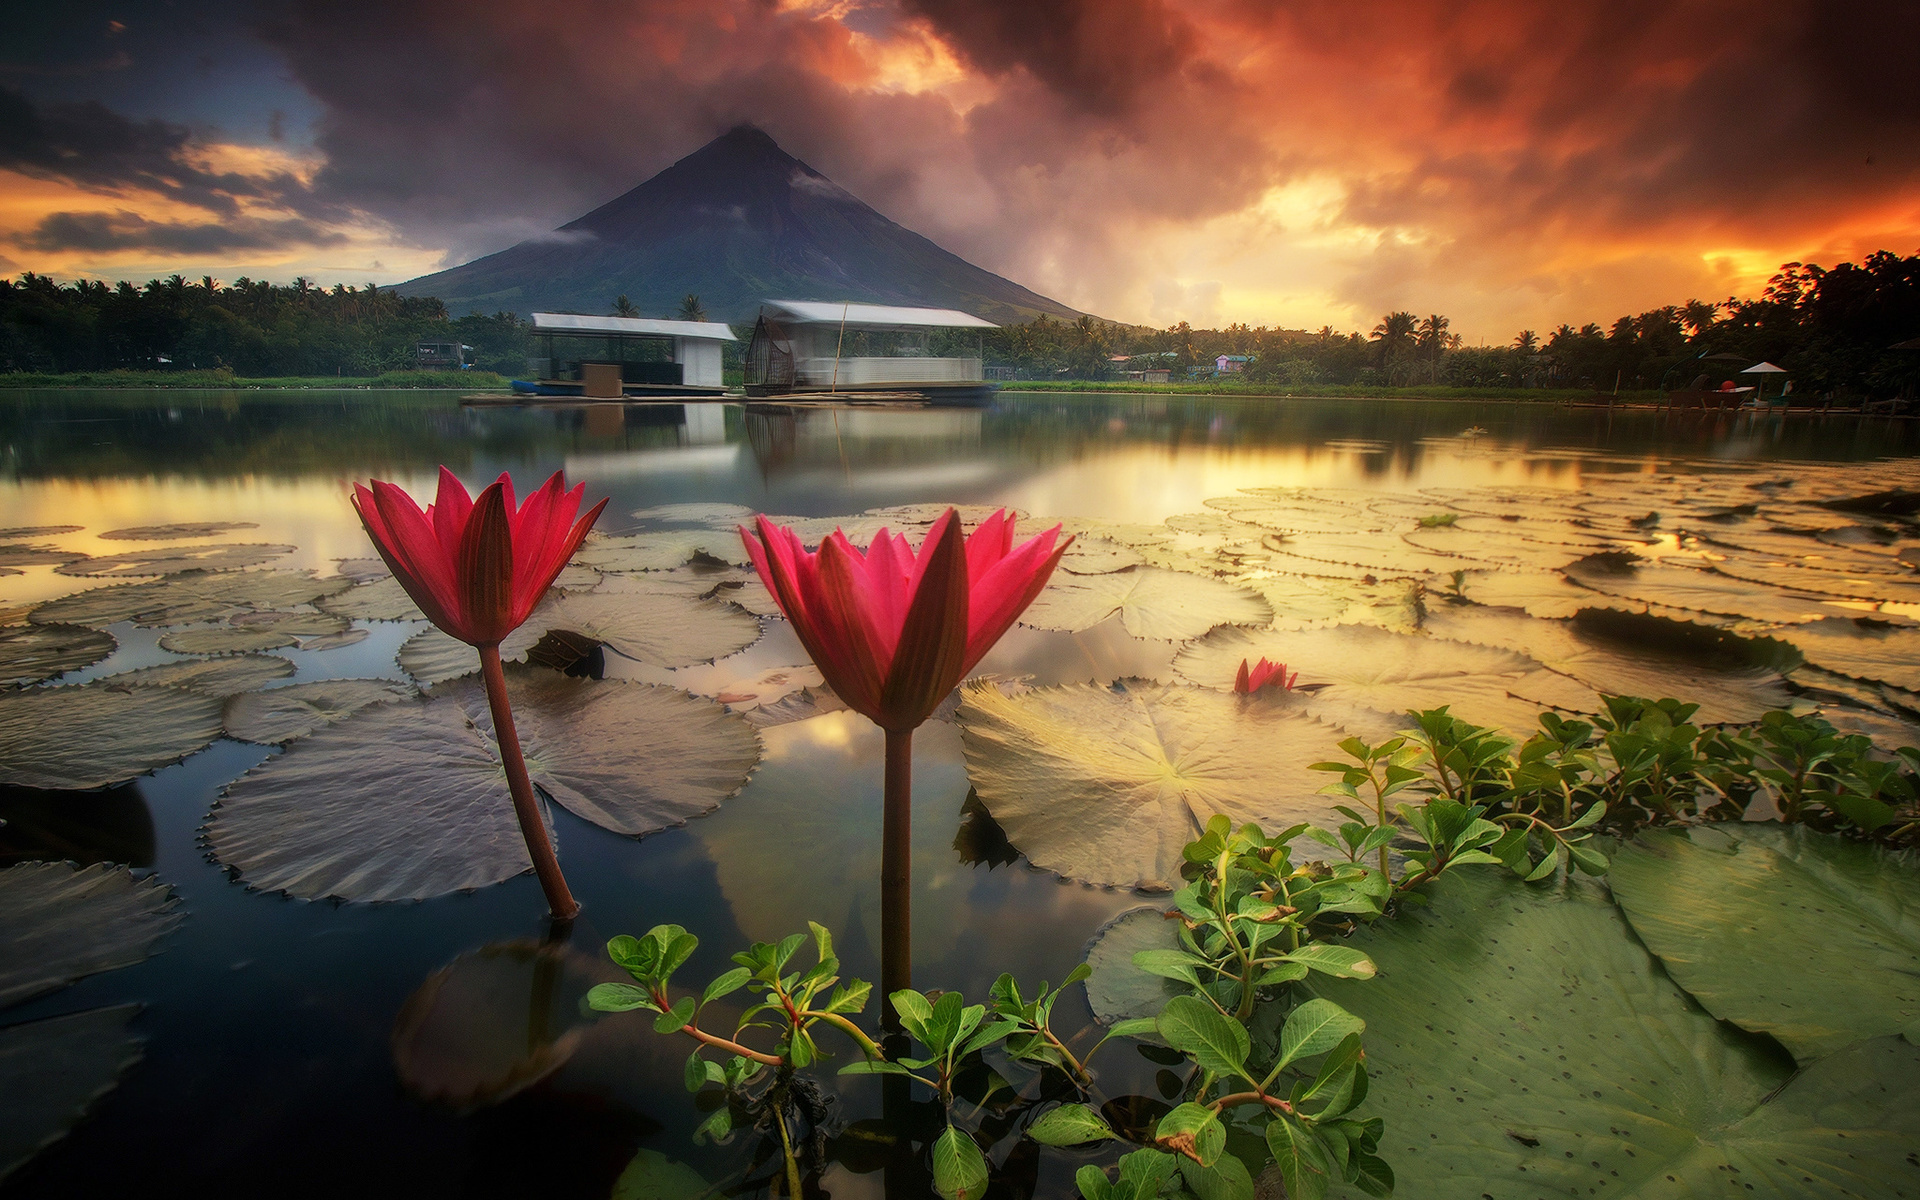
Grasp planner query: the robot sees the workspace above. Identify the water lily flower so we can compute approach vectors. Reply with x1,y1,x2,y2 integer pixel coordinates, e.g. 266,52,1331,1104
1235,656,1297,694
740,508,1069,1015
351,467,608,920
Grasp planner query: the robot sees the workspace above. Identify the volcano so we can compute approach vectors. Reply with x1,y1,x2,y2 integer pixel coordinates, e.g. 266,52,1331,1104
394,127,1082,324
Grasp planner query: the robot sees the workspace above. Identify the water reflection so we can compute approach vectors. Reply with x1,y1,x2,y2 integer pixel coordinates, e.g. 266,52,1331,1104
0,782,155,867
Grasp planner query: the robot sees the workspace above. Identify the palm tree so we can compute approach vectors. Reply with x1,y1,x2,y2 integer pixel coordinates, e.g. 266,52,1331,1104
1371,312,1419,361
1512,330,1538,353
611,295,640,318
675,294,707,322
1680,299,1719,338
1417,314,1451,356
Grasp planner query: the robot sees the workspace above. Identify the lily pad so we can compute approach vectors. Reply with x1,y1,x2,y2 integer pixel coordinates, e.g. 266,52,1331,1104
157,628,298,655
572,529,750,572
0,624,115,686
0,862,182,1009
221,679,415,744
1083,905,1184,1029
1565,556,1861,624
0,526,81,539
1400,525,1587,571
0,683,224,789
104,654,294,695
1259,533,1466,578
1173,625,1589,734
1060,536,1147,575
1204,494,1386,535
1423,605,1796,724
1712,556,1920,605
631,502,755,526
1311,870,1920,1200
395,621,546,687
98,522,259,541
33,570,350,628
209,669,759,900
0,1005,144,1183
390,940,603,1110
1774,616,1920,692
0,544,83,568
539,575,764,667
956,680,1344,889
55,543,295,577
1610,825,1920,1062
318,576,425,622
1020,567,1273,641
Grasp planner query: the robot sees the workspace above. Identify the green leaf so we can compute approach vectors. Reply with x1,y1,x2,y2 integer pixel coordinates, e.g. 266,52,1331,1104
1152,1101,1225,1167
1180,1151,1254,1200
824,979,872,1014
1074,1164,1113,1200
1566,842,1610,875
1277,998,1364,1068
1114,1148,1179,1200
1132,948,1208,988
586,982,658,1014
683,1050,707,1093
1350,1153,1394,1198
958,1017,1018,1058
1253,961,1309,987
1156,994,1250,1079
701,967,751,1006
1278,943,1377,980
692,1106,731,1145
607,934,653,980
890,989,935,1044
1027,1102,1116,1147
932,1125,990,1200
609,1149,710,1200
772,933,806,973
1311,868,1920,1199
1105,1016,1159,1040
1299,1033,1367,1118
1265,1117,1330,1200
653,995,695,1035
1523,842,1561,881
837,1059,914,1077
1609,825,1920,1060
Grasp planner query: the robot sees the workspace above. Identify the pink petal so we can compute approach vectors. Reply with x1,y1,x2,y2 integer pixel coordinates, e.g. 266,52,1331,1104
431,467,473,554
369,480,462,633
962,526,1069,675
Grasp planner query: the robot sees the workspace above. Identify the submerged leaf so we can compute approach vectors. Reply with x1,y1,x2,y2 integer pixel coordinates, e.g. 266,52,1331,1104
0,1005,144,1183
0,683,223,789
1021,567,1273,641
1312,870,1920,1200
0,862,182,1009
1610,825,1920,1062
957,680,1344,889
1083,906,1184,1030
0,623,115,686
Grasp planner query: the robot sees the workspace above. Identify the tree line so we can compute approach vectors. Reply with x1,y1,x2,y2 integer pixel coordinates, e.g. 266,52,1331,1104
4,250,1916,397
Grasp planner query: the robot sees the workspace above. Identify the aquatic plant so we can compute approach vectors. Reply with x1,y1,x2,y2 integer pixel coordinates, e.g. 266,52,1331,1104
1233,656,1296,694
739,509,1068,1010
351,467,606,917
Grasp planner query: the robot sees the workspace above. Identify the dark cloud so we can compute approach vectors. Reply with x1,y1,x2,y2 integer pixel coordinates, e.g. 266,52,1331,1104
15,210,349,254
0,85,332,220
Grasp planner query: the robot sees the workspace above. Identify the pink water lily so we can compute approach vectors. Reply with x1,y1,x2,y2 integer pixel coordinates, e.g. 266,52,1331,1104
1235,657,1297,694
741,508,1069,1019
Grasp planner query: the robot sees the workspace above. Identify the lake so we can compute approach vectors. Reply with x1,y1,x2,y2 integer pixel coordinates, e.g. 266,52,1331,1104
3,389,1917,1199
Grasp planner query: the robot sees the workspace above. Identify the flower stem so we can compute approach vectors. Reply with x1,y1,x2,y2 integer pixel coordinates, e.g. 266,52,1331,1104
479,643,580,920
882,727,913,1029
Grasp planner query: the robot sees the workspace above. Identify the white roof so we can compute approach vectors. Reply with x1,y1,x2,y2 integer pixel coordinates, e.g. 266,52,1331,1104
762,300,997,330
1740,360,1789,373
531,312,736,341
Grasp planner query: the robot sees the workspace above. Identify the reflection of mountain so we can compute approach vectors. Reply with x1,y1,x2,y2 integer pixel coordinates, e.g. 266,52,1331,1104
396,127,1084,324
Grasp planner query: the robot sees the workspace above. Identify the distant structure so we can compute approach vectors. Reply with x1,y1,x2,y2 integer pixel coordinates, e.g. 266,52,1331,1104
744,301,996,401
1216,354,1251,375
515,312,735,398
415,338,469,368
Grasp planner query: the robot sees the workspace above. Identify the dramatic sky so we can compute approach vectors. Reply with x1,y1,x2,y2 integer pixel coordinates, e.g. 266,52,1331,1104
4,0,1917,340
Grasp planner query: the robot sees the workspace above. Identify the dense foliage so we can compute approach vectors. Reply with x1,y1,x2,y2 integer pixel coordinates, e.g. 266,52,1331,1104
984,251,1920,399
0,273,532,376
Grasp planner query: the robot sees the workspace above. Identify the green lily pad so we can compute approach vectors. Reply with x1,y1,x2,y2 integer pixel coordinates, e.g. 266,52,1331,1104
1083,905,1184,1029
318,576,425,622
1424,605,1796,724
1311,870,1920,1200
1173,624,1592,735
0,862,182,1009
1773,617,1920,692
55,543,295,577
0,683,224,789
104,653,294,695
0,624,115,686
956,680,1344,889
1610,825,1920,1062
1021,567,1273,641
390,940,605,1110
221,679,416,744
208,669,760,900
98,522,259,541
0,1005,144,1183
33,570,351,628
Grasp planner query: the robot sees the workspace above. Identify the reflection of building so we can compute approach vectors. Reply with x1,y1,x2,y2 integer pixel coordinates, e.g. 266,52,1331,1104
517,313,736,398
744,301,996,402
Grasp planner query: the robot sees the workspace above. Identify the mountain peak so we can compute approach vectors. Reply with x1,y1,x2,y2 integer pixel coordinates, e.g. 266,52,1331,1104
397,129,1083,324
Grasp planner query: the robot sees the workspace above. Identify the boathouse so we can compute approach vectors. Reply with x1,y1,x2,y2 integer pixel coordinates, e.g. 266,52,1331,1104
743,301,996,400
524,312,737,397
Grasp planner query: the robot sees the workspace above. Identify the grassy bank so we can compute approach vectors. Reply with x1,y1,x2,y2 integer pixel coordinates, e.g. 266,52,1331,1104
0,368,511,390
1002,379,1667,403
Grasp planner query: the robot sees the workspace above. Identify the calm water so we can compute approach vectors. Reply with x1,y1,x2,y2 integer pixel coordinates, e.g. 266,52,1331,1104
0,389,1913,1199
